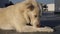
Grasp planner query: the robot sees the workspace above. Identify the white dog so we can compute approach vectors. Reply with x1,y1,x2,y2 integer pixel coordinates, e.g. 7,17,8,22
0,0,54,32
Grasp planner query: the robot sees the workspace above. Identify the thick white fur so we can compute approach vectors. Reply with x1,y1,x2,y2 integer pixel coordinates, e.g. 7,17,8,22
0,0,54,32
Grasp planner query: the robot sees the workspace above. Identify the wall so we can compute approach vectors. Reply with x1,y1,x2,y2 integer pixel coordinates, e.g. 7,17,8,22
0,0,9,8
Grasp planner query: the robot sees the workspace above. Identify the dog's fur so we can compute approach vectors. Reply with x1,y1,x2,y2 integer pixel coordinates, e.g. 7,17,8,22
0,0,54,32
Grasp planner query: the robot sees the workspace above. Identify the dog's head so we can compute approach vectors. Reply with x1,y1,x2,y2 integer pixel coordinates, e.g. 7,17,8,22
24,0,41,27
18,0,41,27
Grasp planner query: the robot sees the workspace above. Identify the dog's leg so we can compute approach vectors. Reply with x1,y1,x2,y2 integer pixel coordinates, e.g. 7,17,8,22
23,26,54,32
36,26,54,32
14,25,54,32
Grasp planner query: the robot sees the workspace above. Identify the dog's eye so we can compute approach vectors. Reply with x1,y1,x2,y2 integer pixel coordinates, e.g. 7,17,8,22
34,15,37,18
27,4,34,11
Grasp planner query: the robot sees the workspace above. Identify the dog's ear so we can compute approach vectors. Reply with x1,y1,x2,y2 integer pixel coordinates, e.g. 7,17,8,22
27,4,35,11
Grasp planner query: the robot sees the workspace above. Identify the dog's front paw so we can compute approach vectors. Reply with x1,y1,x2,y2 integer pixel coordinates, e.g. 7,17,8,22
37,27,54,32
